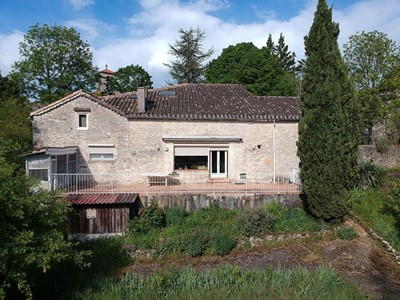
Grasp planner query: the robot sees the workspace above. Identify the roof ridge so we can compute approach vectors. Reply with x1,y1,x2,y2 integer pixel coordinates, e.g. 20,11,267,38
99,91,135,99
153,83,245,91
30,90,84,117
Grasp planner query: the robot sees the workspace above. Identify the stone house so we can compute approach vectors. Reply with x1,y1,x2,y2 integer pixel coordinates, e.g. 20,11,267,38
25,83,300,191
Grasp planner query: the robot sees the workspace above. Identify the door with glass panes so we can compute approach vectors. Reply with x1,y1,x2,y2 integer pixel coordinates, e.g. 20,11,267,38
210,150,228,178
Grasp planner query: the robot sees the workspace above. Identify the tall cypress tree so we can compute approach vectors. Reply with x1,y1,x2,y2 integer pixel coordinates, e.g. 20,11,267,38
297,0,359,220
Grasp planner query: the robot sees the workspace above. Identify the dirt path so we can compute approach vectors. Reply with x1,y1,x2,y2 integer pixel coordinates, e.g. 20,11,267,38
129,223,400,299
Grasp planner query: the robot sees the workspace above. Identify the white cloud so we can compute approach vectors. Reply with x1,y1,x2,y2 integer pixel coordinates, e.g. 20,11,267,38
94,0,316,86
69,0,94,10
333,0,400,48
65,17,115,41
0,31,23,75
2,0,400,89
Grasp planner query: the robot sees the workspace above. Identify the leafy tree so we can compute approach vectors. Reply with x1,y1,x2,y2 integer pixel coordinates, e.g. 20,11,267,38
103,64,153,95
165,27,215,84
297,0,359,220
266,33,297,73
343,31,400,143
357,88,383,144
205,42,298,96
0,74,32,167
0,156,88,299
380,65,400,143
343,30,400,90
12,24,98,104
0,72,25,102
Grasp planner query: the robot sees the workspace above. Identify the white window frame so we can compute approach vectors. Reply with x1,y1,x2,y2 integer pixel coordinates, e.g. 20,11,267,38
173,144,229,172
88,144,115,161
28,168,49,181
77,113,89,130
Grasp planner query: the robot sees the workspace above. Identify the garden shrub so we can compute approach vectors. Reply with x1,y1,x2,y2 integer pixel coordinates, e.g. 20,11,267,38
183,228,210,257
357,161,386,190
236,206,276,237
212,234,237,256
165,206,188,226
265,200,284,221
375,138,389,154
272,207,320,233
128,229,159,249
337,227,358,240
129,203,166,234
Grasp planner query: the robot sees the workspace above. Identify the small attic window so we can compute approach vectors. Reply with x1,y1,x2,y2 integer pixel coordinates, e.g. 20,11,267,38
160,91,176,96
77,113,88,130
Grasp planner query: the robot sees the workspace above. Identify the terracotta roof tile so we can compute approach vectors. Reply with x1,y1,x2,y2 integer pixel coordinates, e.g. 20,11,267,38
99,84,300,122
30,84,300,122
100,68,115,75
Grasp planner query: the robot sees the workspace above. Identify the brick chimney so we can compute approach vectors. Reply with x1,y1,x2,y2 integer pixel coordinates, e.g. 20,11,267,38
136,87,147,113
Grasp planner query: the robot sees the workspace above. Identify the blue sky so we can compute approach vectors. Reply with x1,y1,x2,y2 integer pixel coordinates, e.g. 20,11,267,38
1,0,399,87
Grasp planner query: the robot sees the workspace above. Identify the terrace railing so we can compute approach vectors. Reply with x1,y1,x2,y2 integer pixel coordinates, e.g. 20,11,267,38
49,171,301,195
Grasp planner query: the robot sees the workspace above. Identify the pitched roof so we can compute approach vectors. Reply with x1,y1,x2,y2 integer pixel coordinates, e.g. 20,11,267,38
100,68,115,75
64,193,138,205
30,84,301,121
102,84,301,122
30,90,129,117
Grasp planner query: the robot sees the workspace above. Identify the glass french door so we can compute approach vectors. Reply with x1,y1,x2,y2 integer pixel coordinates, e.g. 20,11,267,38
210,150,228,178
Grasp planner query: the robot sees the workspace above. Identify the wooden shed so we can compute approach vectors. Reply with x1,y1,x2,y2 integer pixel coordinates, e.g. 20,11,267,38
64,193,141,235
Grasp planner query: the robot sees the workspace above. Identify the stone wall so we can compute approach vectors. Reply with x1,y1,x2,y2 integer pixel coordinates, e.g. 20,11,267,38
32,96,132,176
128,119,299,179
32,95,300,183
358,145,400,169
140,193,302,211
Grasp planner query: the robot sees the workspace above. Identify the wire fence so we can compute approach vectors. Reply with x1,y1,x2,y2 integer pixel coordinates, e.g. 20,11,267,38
49,170,302,195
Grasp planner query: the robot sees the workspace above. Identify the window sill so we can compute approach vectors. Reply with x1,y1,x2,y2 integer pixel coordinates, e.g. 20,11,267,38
174,169,209,172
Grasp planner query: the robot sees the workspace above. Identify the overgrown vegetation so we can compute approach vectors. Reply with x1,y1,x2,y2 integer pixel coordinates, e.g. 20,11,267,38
351,184,400,251
357,161,386,190
129,203,166,234
71,265,366,300
24,186,400,299
127,201,324,258
0,157,89,299
337,226,358,240
32,237,131,299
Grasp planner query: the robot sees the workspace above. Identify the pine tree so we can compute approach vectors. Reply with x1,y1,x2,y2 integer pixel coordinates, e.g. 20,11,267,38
276,33,296,73
164,27,215,84
266,34,275,53
297,0,359,220
265,33,296,73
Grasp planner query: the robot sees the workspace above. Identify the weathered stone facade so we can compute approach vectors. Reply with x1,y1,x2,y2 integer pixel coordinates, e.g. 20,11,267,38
358,145,400,169
32,94,299,183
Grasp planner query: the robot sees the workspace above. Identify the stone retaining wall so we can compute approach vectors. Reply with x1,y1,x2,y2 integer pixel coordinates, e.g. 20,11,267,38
358,145,400,169
139,193,302,211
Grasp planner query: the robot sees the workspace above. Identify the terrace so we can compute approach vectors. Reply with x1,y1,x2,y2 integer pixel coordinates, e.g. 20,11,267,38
47,171,302,196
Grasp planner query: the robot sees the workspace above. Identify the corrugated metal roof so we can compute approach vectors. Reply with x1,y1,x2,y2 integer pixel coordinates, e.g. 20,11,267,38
64,193,138,205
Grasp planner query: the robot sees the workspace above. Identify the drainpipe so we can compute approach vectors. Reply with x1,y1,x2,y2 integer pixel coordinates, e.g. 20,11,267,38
273,121,276,182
